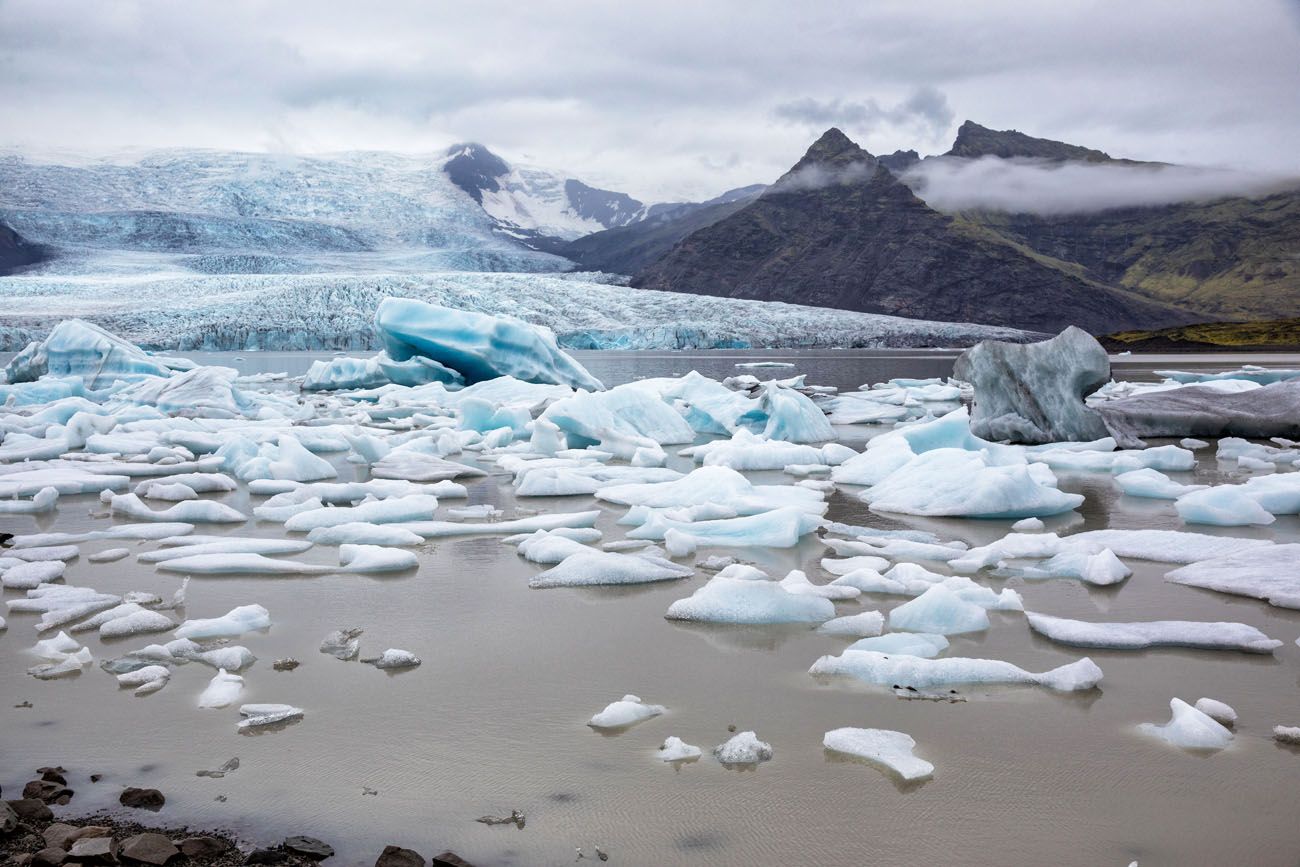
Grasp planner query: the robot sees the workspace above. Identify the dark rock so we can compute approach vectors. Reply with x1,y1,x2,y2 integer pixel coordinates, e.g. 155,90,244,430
955,326,1112,443
119,787,165,811
118,833,179,865
272,659,300,672
90,775,103,783
24,779,72,803
947,120,1126,163
44,823,80,849
38,767,69,786
375,846,425,867
13,856,33,867
283,836,333,860
67,836,114,862
9,798,54,822
32,848,68,867
244,849,288,865
1,800,18,834
178,837,230,859
431,853,475,867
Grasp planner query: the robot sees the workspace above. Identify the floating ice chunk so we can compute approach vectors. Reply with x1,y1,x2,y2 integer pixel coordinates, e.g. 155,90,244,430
237,703,304,730
446,504,503,520
588,694,666,729
530,549,692,588
189,645,256,671
397,510,600,539
1194,698,1237,726
1175,487,1275,526
307,523,424,546
627,507,822,550
847,633,949,658
1114,468,1206,499
362,649,422,669
88,549,128,566
137,482,197,501
658,736,702,761
199,669,245,708
888,585,990,635
1026,612,1281,653
375,296,604,390
8,545,80,562
1165,544,1300,608
1273,725,1300,745
117,665,170,696
33,630,82,660
542,383,695,455
135,473,237,496
751,383,834,443
320,627,364,660
1180,438,1209,450
5,319,174,386
1011,517,1044,531
2,560,66,590
597,465,825,517
110,493,246,524
809,649,1102,691
514,530,595,564
687,430,849,471
1031,444,1196,474
99,609,175,639
369,452,487,482
140,538,314,562
0,486,59,515
864,449,1083,519
1007,549,1131,586
821,556,891,576
159,553,331,575
29,645,94,679
254,496,326,522
713,731,772,765
823,727,933,781
175,604,271,640
1237,456,1275,471
816,611,885,637
778,570,861,600
283,494,441,531
827,568,905,595
339,544,418,573
0,467,130,498
949,528,1270,574
1138,698,1233,750
665,567,835,624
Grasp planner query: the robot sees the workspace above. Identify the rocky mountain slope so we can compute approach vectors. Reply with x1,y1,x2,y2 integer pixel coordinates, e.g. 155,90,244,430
631,129,1193,333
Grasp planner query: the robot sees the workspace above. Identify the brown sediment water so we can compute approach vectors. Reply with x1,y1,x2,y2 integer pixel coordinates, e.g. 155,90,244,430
1,350,1298,867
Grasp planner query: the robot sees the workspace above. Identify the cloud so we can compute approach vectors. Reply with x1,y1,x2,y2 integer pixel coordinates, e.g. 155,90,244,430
774,87,954,143
904,156,1298,215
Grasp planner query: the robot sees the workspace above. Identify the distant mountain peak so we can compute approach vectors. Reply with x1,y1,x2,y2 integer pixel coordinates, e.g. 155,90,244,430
771,128,878,193
947,120,1116,163
443,142,510,203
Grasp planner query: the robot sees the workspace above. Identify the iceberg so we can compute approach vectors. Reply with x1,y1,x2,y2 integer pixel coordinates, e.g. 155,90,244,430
713,731,772,765
2,561,66,590
117,665,170,696
338,544,419,573
0,486,59,515
174,604,271,640
307,523,425,546
847,633,949,658
198,669,245,708
1174,486,1276,527
362,649,422,669
597,465,826,517
816,610,885,638
823,727,934,782
626,507,823,549
658,736,702,762
588,694,666,729
541,383,695,454
397,510,600,539
1097,381,1300,444
283,494,441,532
529,550,692,588
238,703,304,730
320,627,364,660
887,585,990,635
375,296,604,390
1194,697,1237,726
5,319,176,386
1026,612,1281,653
809,649,1103,691
1138,698,1233,751
109,493,246,524
1114,468,1206,499
864,448,1083,519
665,565,835,624
1165,545,1300,609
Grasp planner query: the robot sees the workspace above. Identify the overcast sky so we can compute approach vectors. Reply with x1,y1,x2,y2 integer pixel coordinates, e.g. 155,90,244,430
2,0,1298,201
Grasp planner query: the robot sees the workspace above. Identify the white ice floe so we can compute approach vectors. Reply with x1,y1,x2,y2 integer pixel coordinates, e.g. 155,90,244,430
237,703,304,730
658,736,702,762
1114,468,1206,499
362,648,422,669
0,486,59,515
949,529,1271,574
174,604,271,640
397,510,600,539
823,727,934,781
1194,698,1237,726
626,507,823,550
28,631,94,679
86,548,130,563
816,611,885,638
713,731,772,765
198,669,245,708
529,550,692,588
888,585,991,635
9,523,196,547
999,549,1131,586
1175,486,1276,527
110,493,246,524
1273,726,1300,745
139,538,314,562
863,449,1083,519
1026,612,1281,653
189,645,257,671
2,560,66,590
1138,698,1233,751
1011,517,1044,531
116,665,170,696
1165,544,1300,609
809,649,1103,691
7,545,80,562
847,633,949,658
778,570,861,601
339,544,418,573
665,565,836,624
588,694,666,729
158,553,332,575
597,465,825,517
282,494,441,532
306,523,425,546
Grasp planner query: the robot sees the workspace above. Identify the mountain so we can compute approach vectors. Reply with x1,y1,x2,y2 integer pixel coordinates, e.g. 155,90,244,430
944,119,1153,164
441,143,647,241
631,128,1192,333
0,222,47,275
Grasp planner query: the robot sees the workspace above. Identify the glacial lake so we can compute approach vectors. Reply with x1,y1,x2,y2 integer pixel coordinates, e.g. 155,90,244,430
3,348,1300,867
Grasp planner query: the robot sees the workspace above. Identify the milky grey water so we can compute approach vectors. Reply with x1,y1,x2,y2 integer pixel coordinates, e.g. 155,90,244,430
3,349,1300,867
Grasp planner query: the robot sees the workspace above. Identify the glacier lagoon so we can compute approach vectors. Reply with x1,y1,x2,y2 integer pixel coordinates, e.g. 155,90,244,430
2,349,1300,867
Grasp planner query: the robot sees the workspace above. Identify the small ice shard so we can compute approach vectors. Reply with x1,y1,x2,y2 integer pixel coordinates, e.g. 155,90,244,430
2,560,66,590
1175,487,1275,526
99,609,176,639
713,731,772,765
847,633,949,658
588,694,666,729
190,645,257,672
158,553,332,575
33,631,83,660
1011,517,1044,531
810,649,1102,691
237,703,304,730
321,627,364,660
87,548,130,563
199,669,245,708
174,604,271,640
361,649,422,669
1274,725,1300,745
117,665,171,696
888,585,989,635
658,736,702,762
664,565,835,624
9,545,80,562
823,727,934,781
447,504,503,520
1180,438,1209,450
1138,698,1233,751
28,632,93,679
1114,468,1206,499
1026,612,1282,653
339,544,419,573
816,611,885,637
1194,697,1237,727
529,550,693,588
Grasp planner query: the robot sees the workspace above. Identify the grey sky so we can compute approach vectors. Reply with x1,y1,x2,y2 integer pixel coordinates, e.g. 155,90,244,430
2,0,1298,201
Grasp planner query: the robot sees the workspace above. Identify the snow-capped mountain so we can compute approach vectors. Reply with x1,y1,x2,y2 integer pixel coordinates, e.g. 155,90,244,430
442,143,648,240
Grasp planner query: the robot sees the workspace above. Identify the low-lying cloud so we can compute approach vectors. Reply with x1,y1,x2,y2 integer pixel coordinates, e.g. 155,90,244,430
773,87,955,143
903,156,1298,215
